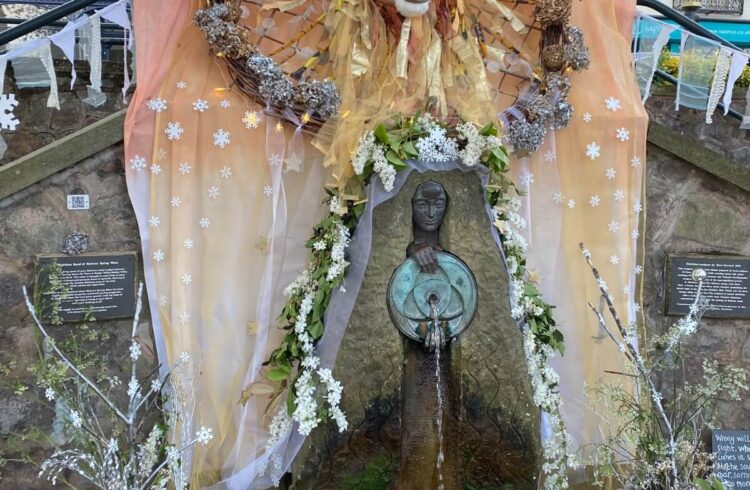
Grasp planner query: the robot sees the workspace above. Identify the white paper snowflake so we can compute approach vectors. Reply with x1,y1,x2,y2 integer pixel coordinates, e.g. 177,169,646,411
586,142,601,160
609,255,620,265
633,201,642,213
179,312,190,325
0,94,20,130
129,155,147,171
606,168,616,180
623,287,630,296
634,265,643,275
147,97,168,112
589,195,600,207
634,303,642,313
543,150,556,162
582,112,592,123
630,156,641,167
151,164,162,175
149,216,160,227
242,111,261,129
264,185,274,196
193,99,209,112
181,274,192,285
614,190,625,202
220,166,232,179
631,229,640,240
605,97,622,112
171,196,181,207
268,154,283,167
219,99,231,109
178,162,192,175
184,239,194,250
156,148,168,161
567,199,576,209
176,81,187,90
208,186,220,199
616,128,630,142
165,122,184,141
519,171,534,186
608,220,620,233
213,129,231,148
199,217,210,228
159,296,168,307
153,249,165,262
553,192,564,204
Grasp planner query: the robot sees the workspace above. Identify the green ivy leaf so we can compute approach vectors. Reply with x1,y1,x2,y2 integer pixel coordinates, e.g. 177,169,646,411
286,386,297,416
402,141,418,157
309,320,324,340
267,367,291,382
374,124,389,145
386,150,406,169
479,123,497,137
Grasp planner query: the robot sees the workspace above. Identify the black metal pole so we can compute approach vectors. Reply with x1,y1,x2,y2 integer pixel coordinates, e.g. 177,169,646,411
0,0,102,46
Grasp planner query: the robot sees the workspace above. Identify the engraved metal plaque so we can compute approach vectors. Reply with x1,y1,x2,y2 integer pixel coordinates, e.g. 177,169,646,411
36,252,137,322
665,254,750,319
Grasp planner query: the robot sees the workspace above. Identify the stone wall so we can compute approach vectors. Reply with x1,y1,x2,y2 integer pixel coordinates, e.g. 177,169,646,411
0,143,153,489
644,91,750,433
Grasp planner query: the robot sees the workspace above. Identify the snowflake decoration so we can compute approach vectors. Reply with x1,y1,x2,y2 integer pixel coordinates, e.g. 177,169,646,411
519,171,534,186
582,112,592,123
263,185,274,196
176,81,187,90
605,97,622,112
179,312,190,325
193,99,209,112
208,186,220,199
630,156,641,167
213,129,231,148
129,155,146,171
150,164,162,175
242,111,261,129
567,199,576,209
199,217,210,228
153,249,165,262
616,128,630,142
181,274,192,285
219,99,231,109
623,287,630,296
159,296,168,307
165,122,184,141
631,229,640,240
543,150,556,162
553,192,564,204
633,201,642,213
589,195,600,207
586,142,600,160
614,190,625,202
220,166,232,179
146,97,167,112
0,94,20,130
156,148,168,161
171,196,181,207
183,239,194,250
606,168,616,180
178,162,192,175
634,303,642,313
634,265,643,275
609,255,620,265
268,154,283,167
608,220,620,233
149,216,160,227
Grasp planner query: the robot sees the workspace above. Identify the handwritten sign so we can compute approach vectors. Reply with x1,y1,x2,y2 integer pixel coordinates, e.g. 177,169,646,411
36,253,137,322
666,255,750,319
713,430,750,488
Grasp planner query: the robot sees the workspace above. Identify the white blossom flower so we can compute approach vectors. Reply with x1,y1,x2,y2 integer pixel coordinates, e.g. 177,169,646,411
171,197,181,207
151,378,162,393
208,186,220,199
70,410,83,428
616,128,630,142
263,185,274,196
199,217,210,228
178,162,192,175
127,376,140,399
165,122,184,141
313,240,327,251
606,168,616,180
153,249,165,262
129,342,141,361
242,111,261,129
149,216,160,227
183,239,194,250
614,190,625,202
213,129,231,148
609,255,620,265
608,220,620,233
553,192,564,204
219,99,231,109
567,199,576,209
586,142,600,160
146,98,167,112
129,155,147,171
195,426,214,445
583,112,592,123
589,195,600,207
181,274,192,285
630,156,642,167
220,166,232,179
45,387,55,401
605,96,622,112
192,99,209,112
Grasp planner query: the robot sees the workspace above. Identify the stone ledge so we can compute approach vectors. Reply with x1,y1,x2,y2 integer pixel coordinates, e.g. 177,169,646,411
647,121,750,194
0,109,125,200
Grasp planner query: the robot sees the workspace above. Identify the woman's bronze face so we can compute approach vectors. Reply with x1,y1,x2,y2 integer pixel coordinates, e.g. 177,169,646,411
412,181,447,232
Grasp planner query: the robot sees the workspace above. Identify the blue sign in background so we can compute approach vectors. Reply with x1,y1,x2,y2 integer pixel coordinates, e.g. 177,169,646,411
636,16,750,49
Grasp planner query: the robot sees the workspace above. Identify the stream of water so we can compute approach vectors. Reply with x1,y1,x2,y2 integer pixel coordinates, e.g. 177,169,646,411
430,297,446,490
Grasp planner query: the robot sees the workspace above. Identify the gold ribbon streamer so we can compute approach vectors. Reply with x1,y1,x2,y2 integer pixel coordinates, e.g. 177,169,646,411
396,18,412,79
485,0,527,33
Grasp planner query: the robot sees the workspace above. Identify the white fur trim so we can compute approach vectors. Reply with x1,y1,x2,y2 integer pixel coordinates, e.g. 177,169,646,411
395,0,429,17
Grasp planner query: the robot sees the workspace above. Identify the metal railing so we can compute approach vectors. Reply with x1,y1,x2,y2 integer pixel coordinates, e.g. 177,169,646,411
0,0,109,46
673,0,744,15
637,0,747,121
